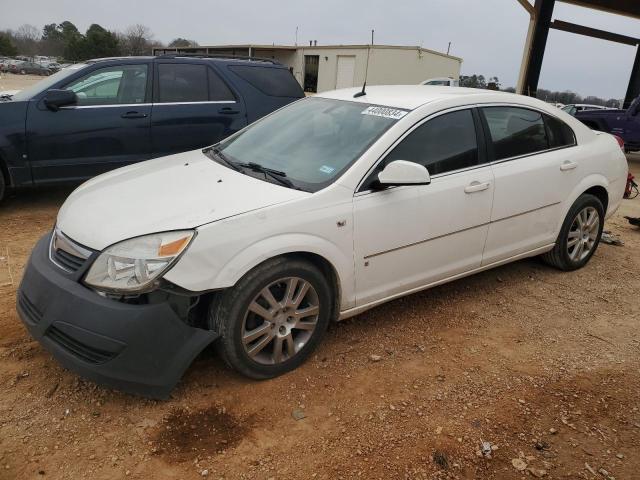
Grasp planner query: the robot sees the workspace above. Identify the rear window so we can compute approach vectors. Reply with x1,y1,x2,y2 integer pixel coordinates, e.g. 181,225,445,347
229,65,303,98
158,63,208,102
544,114,576,148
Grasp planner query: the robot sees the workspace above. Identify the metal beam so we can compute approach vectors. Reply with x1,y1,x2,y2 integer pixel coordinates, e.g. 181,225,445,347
550,20,639,46
559,0,640,21
516,0,535,15
625,46,640,108
520,0,556,97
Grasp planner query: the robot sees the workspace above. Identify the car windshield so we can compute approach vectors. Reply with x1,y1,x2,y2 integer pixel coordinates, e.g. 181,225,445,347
11,64,88,101
215,97,404,192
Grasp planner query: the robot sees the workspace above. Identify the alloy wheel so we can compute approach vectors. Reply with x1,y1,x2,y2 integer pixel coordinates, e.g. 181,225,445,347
567,206,599,262
241,277,320,365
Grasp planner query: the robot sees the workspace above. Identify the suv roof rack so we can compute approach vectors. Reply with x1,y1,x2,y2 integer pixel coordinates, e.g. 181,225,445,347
155,53,282,65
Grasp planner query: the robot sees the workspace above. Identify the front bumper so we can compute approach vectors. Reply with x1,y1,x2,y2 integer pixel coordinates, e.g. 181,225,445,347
17,234,218,399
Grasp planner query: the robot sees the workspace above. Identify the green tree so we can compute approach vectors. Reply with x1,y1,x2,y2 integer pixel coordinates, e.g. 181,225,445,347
168,37,199,48
0,33,17,56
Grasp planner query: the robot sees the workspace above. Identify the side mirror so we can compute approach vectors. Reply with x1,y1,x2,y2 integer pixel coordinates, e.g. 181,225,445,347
632,102,640,116
43,89,77,111
377,160,431,187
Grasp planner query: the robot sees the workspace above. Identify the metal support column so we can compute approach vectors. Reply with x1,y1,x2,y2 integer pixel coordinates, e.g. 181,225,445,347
624,45,640,108
521,0,556,97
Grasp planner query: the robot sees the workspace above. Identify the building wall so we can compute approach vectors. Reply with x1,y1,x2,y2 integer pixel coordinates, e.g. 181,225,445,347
292,46,461,92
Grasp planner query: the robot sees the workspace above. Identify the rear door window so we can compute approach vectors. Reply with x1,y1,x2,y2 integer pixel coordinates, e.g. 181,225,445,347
228,65,303,97
208,68,235,101
157,63,208,102
481,107,549,160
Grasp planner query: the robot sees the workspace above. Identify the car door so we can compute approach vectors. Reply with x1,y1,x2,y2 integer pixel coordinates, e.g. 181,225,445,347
353,108,494,306
150,62,246,157
27,63,152,183
480,106,580,264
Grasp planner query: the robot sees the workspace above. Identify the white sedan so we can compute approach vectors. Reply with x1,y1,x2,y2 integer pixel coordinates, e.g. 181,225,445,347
18,86,628,397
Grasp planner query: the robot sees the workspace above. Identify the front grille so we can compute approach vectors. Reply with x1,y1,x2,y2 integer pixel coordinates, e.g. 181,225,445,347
17,293,43,324
52,248,86,272
49,228,92,274
46,326,117,364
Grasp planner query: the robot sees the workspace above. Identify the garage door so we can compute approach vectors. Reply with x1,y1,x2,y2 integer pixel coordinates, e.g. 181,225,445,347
335,56,356,89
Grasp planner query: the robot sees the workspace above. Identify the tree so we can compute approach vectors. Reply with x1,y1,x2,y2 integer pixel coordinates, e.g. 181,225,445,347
119,24,155,56
13,24,40,56
66,24,121,61
0,34,17,56
168,37,199,48
459,74,486,89
41,21,81,58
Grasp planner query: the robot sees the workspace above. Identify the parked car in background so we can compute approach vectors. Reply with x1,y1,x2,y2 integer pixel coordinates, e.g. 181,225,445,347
17,86,627,397
0,55,304,202
41,62,61,73
561,104,610,116
14,61,52,76
2,59,25,73
420,77,459,87
576,96,640,152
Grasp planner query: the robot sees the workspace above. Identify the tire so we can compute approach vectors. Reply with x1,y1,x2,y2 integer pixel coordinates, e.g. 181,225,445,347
210,257,332,379
541,194,604,271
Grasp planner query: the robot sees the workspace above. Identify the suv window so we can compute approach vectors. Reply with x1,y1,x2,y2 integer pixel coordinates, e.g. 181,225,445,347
544,114,576,148
386,109,479,176
158,63,208,102
228,65,303,97
208,68,235,101
481,107,548,160
65,64,148,106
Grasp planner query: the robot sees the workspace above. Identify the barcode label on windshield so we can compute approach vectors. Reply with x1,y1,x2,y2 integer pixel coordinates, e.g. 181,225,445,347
361,106,408,120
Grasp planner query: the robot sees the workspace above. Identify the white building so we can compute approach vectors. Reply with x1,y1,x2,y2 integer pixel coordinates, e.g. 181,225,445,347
153,44,463,93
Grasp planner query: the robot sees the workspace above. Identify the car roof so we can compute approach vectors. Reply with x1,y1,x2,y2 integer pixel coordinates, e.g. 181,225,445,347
316,85,536,110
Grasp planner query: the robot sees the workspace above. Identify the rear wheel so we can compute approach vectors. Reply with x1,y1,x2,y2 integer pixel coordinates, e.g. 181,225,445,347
541,194,604,271
210,257,332,379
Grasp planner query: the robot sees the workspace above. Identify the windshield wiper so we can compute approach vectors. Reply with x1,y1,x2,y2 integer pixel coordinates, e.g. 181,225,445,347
236,162,299,189
202,146,241,172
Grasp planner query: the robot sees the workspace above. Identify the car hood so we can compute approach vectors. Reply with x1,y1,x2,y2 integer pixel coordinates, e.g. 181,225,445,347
57,149,310,250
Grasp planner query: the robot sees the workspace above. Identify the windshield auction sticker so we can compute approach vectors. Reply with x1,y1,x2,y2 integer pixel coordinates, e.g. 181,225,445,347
361,106,408,120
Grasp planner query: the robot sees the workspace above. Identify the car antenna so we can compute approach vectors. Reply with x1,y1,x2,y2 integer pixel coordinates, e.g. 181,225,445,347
354,29,374,98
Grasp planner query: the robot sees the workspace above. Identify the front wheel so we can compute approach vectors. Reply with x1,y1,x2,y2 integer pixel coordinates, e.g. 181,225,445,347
541,194,604,271
210,257,332,379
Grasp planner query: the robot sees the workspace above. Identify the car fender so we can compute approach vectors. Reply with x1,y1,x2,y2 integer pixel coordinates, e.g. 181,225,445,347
166,232,356,310
556,173,610,234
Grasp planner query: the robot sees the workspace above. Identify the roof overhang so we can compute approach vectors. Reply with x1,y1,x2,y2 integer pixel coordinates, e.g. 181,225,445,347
558,0,640,20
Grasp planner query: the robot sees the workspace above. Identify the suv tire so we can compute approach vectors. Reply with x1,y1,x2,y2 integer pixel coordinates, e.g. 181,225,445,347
210,257,332,379
541,194,604,271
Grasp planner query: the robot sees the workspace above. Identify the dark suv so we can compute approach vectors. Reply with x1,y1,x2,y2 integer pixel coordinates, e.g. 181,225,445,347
0,55,304,202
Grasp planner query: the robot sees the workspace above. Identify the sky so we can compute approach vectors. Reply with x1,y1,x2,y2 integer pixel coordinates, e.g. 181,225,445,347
2,0,638,99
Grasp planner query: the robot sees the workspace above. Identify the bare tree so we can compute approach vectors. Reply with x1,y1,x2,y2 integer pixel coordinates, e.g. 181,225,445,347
13,24,41,56
120,24,155,56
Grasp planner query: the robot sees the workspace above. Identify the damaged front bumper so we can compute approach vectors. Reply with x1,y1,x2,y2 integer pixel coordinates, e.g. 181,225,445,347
16,233,218,399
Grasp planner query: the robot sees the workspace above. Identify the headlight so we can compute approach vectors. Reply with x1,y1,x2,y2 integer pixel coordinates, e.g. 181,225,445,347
84,230,195,293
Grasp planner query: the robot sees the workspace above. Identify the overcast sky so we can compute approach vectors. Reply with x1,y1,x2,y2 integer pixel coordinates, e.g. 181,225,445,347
2,0,638,99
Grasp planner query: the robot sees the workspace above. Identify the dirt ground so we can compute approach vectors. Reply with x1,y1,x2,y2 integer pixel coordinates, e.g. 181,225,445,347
0,73,44,93
1,132,640,479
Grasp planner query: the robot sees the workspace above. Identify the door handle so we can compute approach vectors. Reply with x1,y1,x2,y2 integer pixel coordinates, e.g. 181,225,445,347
218,107,240,115
464,181,490,194
560,161,578,171
121,111,148,119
